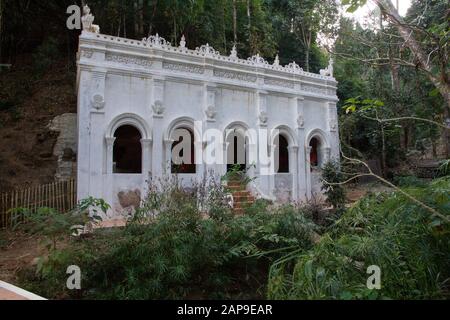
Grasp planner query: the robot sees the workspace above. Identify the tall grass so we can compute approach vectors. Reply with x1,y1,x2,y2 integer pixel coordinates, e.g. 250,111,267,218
267,177,450,299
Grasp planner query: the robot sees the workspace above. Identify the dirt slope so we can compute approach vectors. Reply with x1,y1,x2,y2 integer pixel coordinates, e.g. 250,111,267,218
0,57,77,192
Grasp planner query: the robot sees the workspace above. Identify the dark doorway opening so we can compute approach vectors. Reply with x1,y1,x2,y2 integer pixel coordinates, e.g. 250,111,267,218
309,137,319,168
227,134,247,172
113,125,142,173
171,127,196,174
276,135,290,173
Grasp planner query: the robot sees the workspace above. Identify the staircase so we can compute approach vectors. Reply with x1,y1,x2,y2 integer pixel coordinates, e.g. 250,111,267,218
227,180,255,215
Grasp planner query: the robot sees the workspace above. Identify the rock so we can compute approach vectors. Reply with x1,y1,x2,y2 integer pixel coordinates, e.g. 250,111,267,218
39,152,53,159
62,148,76,161
117,189,141,209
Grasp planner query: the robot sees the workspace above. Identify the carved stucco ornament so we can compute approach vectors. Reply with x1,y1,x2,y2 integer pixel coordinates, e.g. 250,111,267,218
205,105,217,121
297,115,305,128
91,94,105,110
258,111,268,126
152,100,165,117
329,119,337,131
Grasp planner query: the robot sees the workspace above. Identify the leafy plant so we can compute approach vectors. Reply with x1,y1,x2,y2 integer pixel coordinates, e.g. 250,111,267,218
21,197,109,251
222,163,256,189
268,177,450,300
32,37,60,75
18,180,319,300
321,160,347,211
437,159,450,177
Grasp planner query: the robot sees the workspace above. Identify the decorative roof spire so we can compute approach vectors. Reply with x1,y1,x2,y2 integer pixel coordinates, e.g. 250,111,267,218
179,35,186,48
273,54,280,67
320,57,334,77
81,4,100,33
230,45,238,59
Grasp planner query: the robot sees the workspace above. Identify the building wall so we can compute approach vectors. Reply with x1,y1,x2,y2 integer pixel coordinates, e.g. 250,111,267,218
76,30,339,218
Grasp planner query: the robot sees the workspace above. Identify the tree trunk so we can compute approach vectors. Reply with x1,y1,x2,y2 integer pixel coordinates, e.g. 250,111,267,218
134,1,139,36
247,0,251,50
139,0,144,36
381,122,387,177
305,49,310,72
233,0,237,45
0,0,3,62
373,0,450,108
305,32,312,72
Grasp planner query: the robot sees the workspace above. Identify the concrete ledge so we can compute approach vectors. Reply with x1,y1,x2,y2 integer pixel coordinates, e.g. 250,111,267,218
0,281,46,300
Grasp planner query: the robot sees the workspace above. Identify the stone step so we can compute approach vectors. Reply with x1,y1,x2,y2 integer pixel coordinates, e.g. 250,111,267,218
234,202,252,209
227,185,245,191
227,182,243,187
233,195,255,202
232,191,251,197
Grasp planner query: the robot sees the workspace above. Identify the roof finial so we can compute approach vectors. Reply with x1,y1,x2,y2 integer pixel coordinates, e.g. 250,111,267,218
230,45,238,59
320,57,334,77
179,35,186,48
81,4,100,33
273,54,280,67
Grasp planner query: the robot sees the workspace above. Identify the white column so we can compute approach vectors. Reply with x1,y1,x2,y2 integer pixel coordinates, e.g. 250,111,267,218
288,146,299,201
105,137,115,174
88,111,104,199
151,78,165,181
201,84,217,183
295,96,307,201
305,146,312,199
163,138,174,175
256,90,270,196
327,101,340,161
141,138,152,192
105,137,115,206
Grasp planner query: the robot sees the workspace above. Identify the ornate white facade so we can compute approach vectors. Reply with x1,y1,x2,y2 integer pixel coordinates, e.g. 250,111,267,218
76,7,340,216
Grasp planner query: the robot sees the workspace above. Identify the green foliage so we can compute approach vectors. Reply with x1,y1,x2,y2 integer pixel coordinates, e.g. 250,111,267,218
341,0,367,13
335,3,447,167
18,181,319,300
32,37,60,75
20,197,109,252
268,177,450,299
437,159,450,177
222,163,256,189
393,175,427,188
321,160,347,211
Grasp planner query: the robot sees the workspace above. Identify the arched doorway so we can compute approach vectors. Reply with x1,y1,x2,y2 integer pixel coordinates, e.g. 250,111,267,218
113,125,142,173
309,137,320,169
226,129,247,172
171,127,196,174
275,134,290,173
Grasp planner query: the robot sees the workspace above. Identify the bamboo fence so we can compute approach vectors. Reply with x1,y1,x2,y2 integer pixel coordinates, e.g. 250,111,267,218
0,179,77,229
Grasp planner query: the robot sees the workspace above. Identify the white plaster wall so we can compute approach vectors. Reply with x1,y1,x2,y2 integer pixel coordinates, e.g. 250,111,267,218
76,30,340,217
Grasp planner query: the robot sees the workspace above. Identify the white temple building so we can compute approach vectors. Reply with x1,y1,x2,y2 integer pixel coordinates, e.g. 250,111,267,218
76,6,340,216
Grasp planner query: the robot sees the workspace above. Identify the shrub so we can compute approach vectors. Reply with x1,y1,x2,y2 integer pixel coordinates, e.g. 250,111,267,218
321,160,347,211
393,175,427,188
18,179,320,300
437,159,450,177
19,197,108,252
32,37,60,75
267,177,450,299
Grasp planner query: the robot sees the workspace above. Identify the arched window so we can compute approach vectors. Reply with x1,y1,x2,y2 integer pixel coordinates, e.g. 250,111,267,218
171,127,196,174
226,131,247,172
275,135,290,173
309,137,320,168
113,125,142,173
